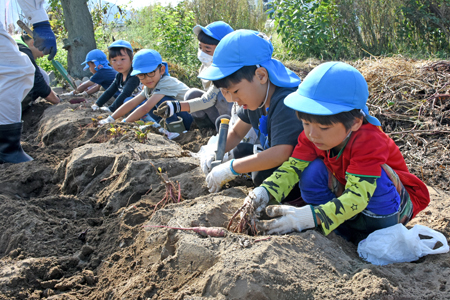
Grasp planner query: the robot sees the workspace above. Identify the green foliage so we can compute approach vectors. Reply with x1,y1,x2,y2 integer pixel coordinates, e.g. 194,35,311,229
186,0,267,31
271,0,450,60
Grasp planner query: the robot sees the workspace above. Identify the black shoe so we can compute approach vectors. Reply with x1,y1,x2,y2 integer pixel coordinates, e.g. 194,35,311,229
0,122,33,164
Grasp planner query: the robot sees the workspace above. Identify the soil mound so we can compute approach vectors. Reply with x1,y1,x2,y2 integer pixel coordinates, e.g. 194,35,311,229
0,58,449,299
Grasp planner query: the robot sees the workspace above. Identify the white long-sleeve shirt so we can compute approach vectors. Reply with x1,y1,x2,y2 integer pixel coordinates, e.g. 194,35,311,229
1,0,48,29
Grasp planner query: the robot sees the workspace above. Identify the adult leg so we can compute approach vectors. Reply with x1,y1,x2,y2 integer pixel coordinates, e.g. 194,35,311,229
0,22,35,163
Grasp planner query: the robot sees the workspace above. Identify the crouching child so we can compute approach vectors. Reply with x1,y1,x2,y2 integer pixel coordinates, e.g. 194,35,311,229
247,62,430,241
198,30,303,194
98,49,193,131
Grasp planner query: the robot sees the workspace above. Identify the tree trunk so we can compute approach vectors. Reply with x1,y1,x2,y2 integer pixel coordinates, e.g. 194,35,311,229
60,0,96,79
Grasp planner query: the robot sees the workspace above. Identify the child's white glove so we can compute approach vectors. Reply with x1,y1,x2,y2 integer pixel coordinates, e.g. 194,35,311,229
100,106,112,113
244,187,270,216
59,91,75,100
206,159,238,193
257,205,316,235
200,151,234,175
98,115,115,126
76,91,89,98
91,104,99,111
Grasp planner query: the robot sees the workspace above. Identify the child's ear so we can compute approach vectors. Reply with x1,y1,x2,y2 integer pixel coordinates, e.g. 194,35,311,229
160,64,166,74
350,117,364,132
255,67,269,84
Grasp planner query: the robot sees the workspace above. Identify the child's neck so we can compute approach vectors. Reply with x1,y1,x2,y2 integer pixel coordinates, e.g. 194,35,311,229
121,69,130,80
262,83,276,110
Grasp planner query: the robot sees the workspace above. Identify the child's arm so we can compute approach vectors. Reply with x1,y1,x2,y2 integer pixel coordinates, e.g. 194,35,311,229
153,85,219,118
124,94,165,122
76,80,96,93
313,174,377,235
95,78,119,107
232,144,295,174
108,76,141,111
261,157,311,202
110,94,146,120
225,119,252,152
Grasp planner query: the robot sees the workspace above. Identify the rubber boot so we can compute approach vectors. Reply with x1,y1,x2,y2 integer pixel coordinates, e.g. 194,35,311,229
0,122,33,164
193,116,215,130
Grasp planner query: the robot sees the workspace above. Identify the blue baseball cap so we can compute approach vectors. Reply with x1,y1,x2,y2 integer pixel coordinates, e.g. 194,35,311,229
198,30,300,88
193,21,234,41
108,40,133,52
81,49,110,71
130,49,170,77
284,62,381,126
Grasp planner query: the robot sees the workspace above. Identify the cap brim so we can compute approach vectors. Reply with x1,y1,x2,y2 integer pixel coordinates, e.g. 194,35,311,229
284,92,359,115
130,64,160,76
198,64,243,81
83,65,89,71
193,25,217,40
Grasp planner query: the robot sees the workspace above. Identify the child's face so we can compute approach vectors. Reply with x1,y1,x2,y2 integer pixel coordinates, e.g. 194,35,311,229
219,69,269,111
137,65,164,89
110,49,132,74
87,62,97,74
301,119,361,152
198,42,217,56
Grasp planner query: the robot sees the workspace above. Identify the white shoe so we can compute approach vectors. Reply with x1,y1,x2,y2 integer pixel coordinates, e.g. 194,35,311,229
100,106,112,113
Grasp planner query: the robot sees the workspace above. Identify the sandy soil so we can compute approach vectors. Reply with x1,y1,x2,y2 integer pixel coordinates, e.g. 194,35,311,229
0,74,449,300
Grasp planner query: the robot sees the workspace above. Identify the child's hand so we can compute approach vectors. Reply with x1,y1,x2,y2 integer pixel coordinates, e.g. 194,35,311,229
91,104,99,111
244,187,270,216
154,101,180,118
256,205,316,235
98,116,115,126
206,160,238,193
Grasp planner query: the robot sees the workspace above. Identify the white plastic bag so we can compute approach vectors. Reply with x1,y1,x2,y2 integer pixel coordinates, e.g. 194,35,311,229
358,224,449,266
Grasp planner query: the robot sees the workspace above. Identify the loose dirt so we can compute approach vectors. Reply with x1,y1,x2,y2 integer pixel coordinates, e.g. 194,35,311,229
0,58,449,300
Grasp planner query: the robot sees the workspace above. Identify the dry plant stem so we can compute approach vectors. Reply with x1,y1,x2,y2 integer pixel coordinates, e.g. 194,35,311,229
227,202,258,235
143,225,226,237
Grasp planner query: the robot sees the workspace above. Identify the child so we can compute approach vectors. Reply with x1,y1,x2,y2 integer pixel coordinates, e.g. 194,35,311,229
91,40,141,113
153,21,234,129
98,49,193,131
59,49,117,99
247,62,430,241
14,33,60,110
198,30,304,194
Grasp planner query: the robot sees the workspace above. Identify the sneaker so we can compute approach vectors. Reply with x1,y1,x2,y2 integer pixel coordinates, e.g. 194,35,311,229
100,106,112,113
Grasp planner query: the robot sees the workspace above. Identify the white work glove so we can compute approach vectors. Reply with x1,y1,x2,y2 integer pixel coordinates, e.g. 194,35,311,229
98,115,115,126
206,159,238,193
200,150,234,175
76,91,89,98
100,106,112,113
91,104,99,111
244,187,270,216
59,91,75,100
257,205,316,235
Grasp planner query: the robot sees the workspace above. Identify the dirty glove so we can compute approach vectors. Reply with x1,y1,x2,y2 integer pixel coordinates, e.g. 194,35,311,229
76,91,89,98
244,187,270,216
200,150,234,175
257,205,316,235
154,101,181,118
100,106,112,113
206,159,238,193
59,91,75,100
98,115,115,126
32,21,57,60
91,104,99,111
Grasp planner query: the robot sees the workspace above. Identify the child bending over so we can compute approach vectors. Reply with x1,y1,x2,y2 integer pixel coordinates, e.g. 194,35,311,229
246,62,430,241
98,49,193,130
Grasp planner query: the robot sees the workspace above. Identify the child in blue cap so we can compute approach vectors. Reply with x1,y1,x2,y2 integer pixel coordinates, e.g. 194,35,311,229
60,49,117,99
98,49,193,130
198,29,304,194
153,21,234,129
247,62,430,241
91,40,142,113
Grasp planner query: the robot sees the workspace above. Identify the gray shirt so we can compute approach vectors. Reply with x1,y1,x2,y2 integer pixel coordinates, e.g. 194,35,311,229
141,75,189,101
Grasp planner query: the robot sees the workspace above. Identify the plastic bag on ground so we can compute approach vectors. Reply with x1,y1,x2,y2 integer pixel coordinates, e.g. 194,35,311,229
358,223,449,266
